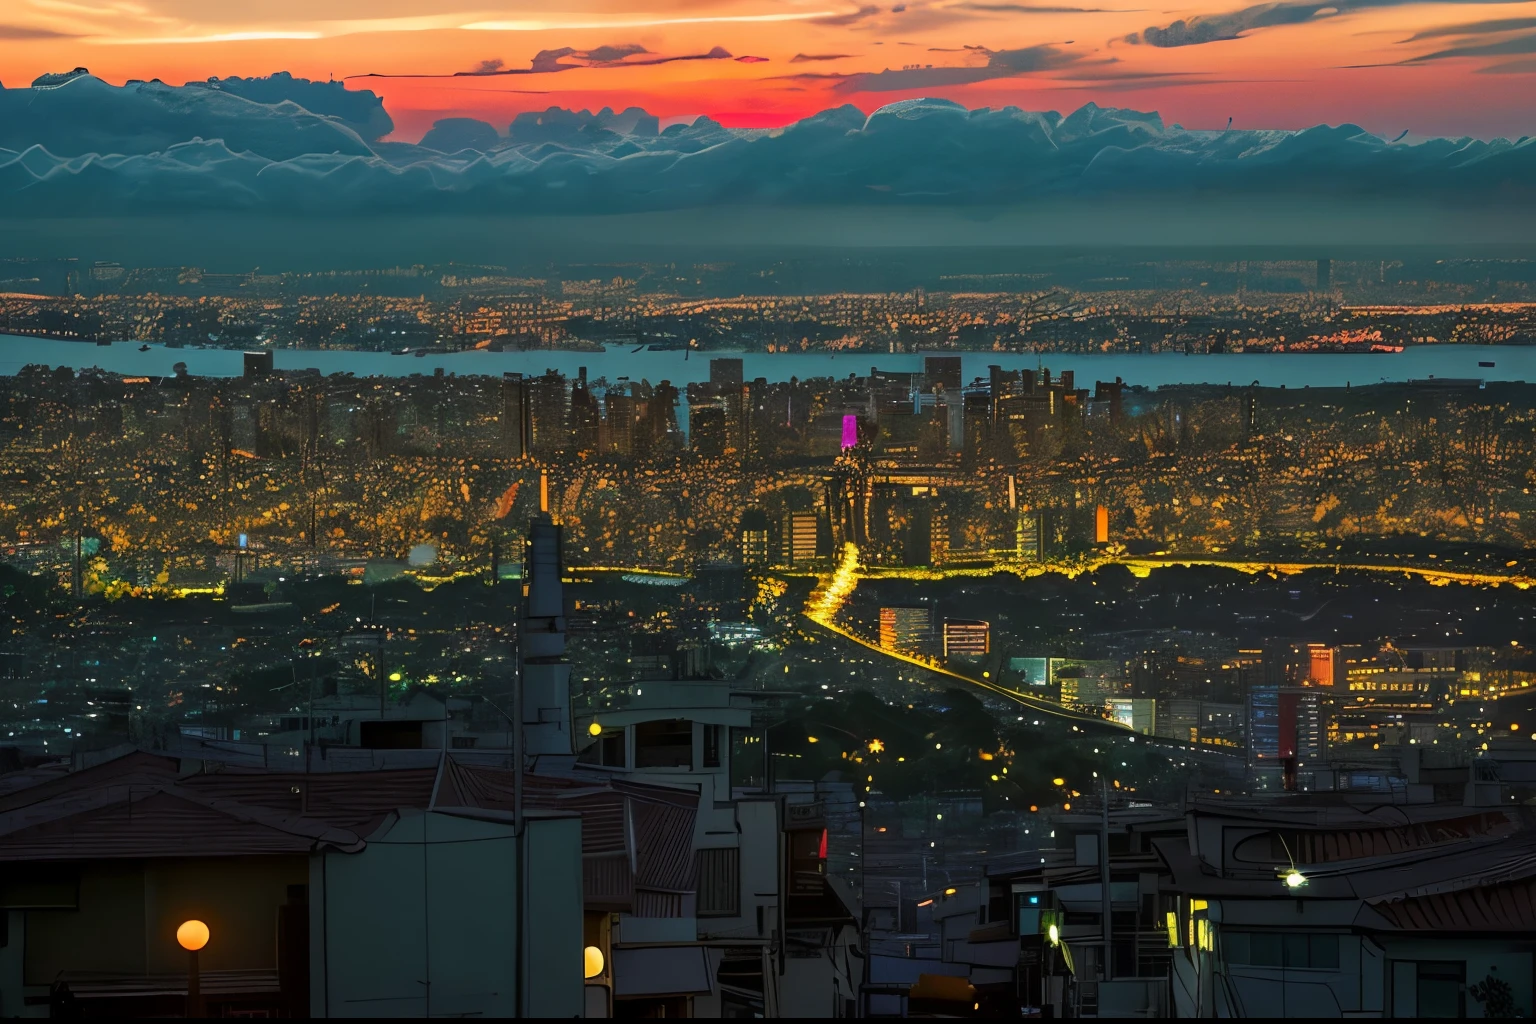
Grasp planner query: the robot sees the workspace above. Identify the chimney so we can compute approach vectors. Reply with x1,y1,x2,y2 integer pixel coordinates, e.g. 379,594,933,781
520,514,572,756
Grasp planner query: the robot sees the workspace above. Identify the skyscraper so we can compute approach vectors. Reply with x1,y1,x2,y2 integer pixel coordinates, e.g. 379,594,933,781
782,511,819,566
880,606,933,656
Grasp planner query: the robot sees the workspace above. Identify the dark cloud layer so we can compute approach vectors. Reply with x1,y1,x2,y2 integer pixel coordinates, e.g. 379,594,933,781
0,24,76,39
354,45,738,80
6,77,1536,228
831,44,1090,92
1129,0,1536,47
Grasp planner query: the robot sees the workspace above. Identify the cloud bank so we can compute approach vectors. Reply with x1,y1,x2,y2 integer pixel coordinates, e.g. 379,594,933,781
2,73,1534,221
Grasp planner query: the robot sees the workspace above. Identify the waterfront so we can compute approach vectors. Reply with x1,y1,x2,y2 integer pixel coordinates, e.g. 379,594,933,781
1,335,1530,390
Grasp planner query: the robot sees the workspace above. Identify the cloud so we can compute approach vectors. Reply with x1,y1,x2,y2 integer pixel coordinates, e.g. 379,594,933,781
1398,31,1536,64
1477,57,1536,72
0,24,78,39
1127,4,1326,46
358,44,739,79
1129,0,1536,47
831,43,1091,92
7,80,1536,226
463,11,842,31
791,53,861,62
954,2,1129,12
813,4,883,26
1402,16,1536,42
0,72,377,159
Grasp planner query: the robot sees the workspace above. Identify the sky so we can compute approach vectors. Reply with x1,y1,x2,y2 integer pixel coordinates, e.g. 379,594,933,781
4,0,1536,141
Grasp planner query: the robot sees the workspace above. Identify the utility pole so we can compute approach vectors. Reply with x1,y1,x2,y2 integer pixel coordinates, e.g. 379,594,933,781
1100,774,1113,983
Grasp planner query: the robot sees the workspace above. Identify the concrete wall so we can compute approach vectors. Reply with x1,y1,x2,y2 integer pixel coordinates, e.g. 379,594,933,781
20,856,306,985
312,810,582,1018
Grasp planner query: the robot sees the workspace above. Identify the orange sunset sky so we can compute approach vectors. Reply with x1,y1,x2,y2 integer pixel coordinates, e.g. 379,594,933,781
3,0,1534,140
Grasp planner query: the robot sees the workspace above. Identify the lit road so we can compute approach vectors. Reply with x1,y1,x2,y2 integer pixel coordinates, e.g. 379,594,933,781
796,543,1534,739
802,544,1132,732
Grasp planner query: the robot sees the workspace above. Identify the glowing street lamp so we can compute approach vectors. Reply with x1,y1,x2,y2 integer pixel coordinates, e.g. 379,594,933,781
177,920,209,1017
1283,869,1307,889
584,945,605,979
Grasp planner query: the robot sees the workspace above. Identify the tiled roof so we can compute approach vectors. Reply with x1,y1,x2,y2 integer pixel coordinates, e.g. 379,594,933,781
0,787,361,861
1371,878,1536,931
179,766,439,834
0,750,179,815
1297,810,1518,864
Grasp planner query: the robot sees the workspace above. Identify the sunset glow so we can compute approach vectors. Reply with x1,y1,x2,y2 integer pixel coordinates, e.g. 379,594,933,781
3,0,1533,140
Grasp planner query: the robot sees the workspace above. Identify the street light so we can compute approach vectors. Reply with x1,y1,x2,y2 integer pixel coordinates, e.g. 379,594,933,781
177,920,209,1017
584,945,605,979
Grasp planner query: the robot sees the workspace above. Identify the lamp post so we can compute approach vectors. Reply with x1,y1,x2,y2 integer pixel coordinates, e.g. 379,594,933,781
177,920,210,1018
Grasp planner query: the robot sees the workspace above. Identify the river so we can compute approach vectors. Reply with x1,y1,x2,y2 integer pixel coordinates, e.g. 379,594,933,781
1,335,1530,390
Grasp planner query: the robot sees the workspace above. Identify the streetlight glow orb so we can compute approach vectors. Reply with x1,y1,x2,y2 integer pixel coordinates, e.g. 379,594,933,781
177,920,210,952
588,721,603,737
584,945,605,979
1047,923,1060,946
1284,870,1307,889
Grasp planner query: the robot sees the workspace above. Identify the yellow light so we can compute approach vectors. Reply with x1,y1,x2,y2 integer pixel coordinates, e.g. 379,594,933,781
1165,911,1179,948
944,887,957,896
1513,723,1521,732
388,672,402,682
1047,923,1060,946
868,738,884,753
1284,870,1306,889
584,945,604,979
587,721,603,737
177,920,210,952
807,736,819,744
1052,777,1065,786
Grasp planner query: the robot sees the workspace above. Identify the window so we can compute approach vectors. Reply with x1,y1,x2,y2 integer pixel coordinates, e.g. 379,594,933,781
731,727,766,788
697,847,741,917
703,724,721,768
635,719,693,768
450,736,478,749
578,729,626,767
1416,962,1465,1018
1224,932,1339,970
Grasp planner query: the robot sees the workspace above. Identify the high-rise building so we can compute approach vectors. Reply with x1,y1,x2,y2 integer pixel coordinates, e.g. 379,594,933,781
243,350,274,378
690,404,727,457
710,357,745,388
1247,686,1324,791
880,606,932,655
1306,644,1342,687
569,367,600,455
942,619,990,658
527,370,568,456
924,356,962,392
502,372,531,458
740,509,771,566
782,511,819,566
1105,697,1156,734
